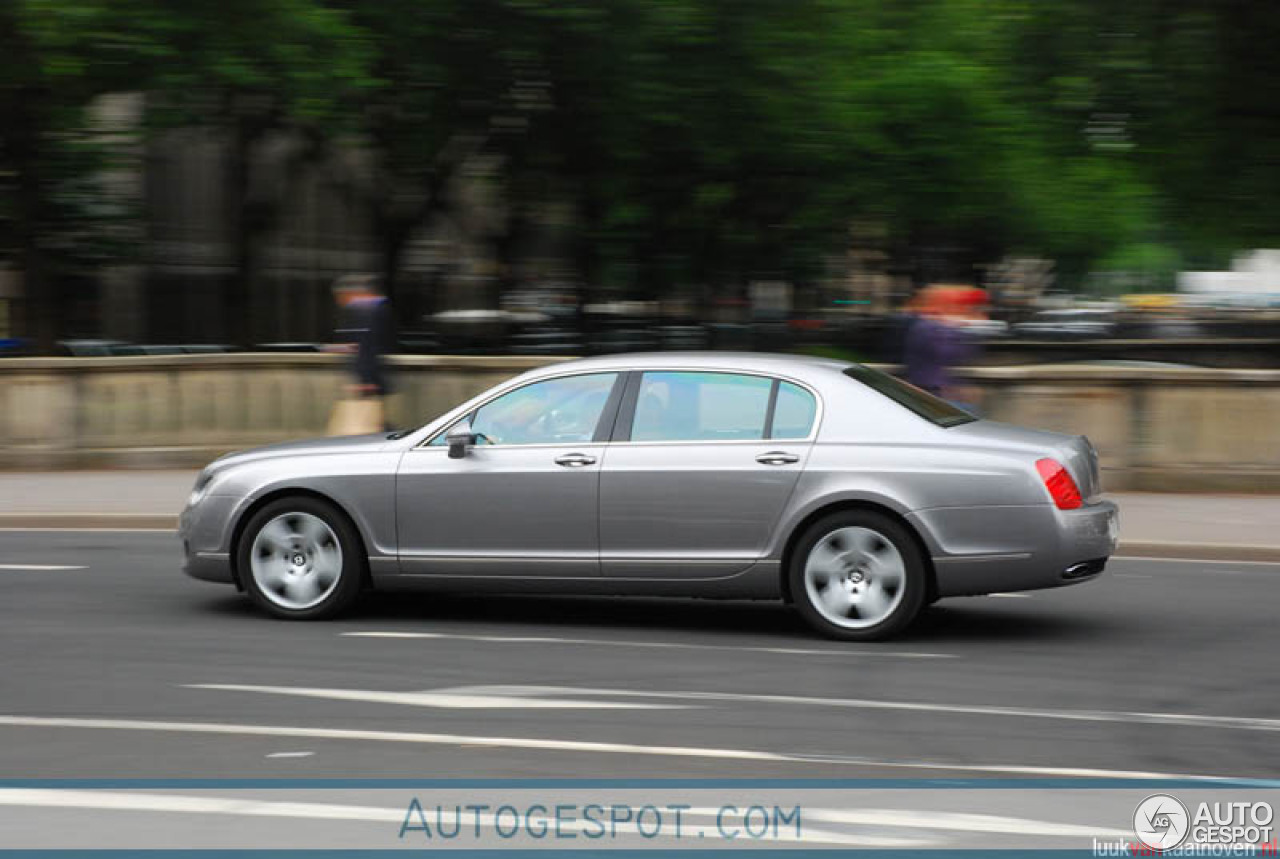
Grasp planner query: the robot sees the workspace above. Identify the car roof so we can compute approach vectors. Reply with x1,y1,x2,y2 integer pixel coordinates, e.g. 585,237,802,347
531,351,850,379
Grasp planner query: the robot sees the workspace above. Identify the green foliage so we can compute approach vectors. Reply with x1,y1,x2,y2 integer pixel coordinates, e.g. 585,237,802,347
6,0,1280,317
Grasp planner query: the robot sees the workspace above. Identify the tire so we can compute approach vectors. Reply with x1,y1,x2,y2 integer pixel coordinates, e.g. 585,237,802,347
788,510,927,641
237,496,364,620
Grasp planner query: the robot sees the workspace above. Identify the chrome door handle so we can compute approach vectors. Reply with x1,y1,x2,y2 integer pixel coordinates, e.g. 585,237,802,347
554,453,597,467
756,451,799,466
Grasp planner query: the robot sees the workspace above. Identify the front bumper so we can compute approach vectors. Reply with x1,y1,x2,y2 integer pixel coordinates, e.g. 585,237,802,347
182,547,234,583
178,495,237,584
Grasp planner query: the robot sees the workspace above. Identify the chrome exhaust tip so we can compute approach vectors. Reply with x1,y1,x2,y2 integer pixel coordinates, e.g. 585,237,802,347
1062,558,1107,580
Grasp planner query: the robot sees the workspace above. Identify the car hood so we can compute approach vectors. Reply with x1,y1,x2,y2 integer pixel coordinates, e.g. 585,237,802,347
209,433,393,471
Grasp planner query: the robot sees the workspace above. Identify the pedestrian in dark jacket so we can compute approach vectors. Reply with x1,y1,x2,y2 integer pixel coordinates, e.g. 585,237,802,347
333,274,394,397
331,275,395,432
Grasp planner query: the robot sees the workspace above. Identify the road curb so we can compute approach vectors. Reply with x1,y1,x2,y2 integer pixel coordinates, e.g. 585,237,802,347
0,513,177,530
1115,541,1280,563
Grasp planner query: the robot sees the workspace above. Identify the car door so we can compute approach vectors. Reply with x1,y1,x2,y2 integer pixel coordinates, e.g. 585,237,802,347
395,371,623,577
599,370,818,579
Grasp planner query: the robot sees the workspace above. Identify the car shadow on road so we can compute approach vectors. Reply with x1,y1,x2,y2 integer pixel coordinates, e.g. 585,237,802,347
198,586,1114,645
901,601,1118,643
352,591,815,640
190,589,1113,646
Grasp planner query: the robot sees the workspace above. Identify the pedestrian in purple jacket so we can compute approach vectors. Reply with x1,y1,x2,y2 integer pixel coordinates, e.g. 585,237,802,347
902,291,977,405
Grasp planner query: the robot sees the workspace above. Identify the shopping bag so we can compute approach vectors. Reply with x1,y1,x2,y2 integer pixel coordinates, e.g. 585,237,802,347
327,397,384,436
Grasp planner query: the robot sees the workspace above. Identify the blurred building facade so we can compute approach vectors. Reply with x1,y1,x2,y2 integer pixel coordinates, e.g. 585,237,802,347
41,98,926,350
82,94,509,348
1179,250,1280,306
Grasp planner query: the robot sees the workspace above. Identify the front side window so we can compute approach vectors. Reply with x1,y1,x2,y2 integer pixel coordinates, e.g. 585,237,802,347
434,372,618,446
631,372,772,442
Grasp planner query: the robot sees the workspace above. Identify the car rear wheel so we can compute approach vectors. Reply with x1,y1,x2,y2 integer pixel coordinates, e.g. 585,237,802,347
789,510,926,641
239,497,363,619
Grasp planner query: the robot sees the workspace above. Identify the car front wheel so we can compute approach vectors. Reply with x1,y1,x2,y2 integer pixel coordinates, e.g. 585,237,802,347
239,497,363,619
789,510,926,641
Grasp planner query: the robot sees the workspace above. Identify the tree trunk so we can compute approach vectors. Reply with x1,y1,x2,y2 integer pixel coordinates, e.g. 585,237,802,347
375,169,455,337
14,121,56,354
573,188,603,341
225,120,254,348
381,224,409,334
17,237,54,355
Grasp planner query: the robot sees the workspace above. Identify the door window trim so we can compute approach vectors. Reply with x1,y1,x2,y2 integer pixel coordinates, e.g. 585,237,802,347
610,368,822,444
761,379,781,440
768,378,822,441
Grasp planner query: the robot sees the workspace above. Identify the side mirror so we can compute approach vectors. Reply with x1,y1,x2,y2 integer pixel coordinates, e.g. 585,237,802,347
446,420,476,459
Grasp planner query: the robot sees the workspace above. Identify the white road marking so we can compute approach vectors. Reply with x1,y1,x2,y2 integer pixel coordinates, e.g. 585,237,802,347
807,808,1130,840
0,790,926,847
987,593,1030,599
264,751,314,759
186,683,689,711
341,630,954,659
406,684,1280,737
0,715,1226,780
184,681,1280,737
0,788,403,822
0,564,86,571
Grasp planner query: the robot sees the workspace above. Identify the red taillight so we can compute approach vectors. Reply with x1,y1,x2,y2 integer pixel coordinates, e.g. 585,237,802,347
1036,458,1082,510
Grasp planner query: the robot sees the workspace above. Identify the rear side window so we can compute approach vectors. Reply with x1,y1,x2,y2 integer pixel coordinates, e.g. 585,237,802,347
843,365,975,427
770,381,817,439
631,372,772,441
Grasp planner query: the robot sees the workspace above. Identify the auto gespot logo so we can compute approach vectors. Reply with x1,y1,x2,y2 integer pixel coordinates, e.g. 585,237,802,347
1130,794,1274,852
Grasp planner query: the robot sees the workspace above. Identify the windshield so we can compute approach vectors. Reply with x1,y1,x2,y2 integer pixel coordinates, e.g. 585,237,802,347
842,365,977,428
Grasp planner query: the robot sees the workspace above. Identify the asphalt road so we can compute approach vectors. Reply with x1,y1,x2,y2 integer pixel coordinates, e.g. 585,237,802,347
2,530,1279,848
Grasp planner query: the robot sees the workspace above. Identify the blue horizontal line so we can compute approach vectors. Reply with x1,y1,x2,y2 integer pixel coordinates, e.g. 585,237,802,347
0,777,1276,789
0,851,1095,858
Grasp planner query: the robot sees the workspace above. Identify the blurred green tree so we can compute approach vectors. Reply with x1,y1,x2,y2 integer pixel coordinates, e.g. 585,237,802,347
131,0,373,345
1,0,373,349
0,1,150,350
9,0,1280,351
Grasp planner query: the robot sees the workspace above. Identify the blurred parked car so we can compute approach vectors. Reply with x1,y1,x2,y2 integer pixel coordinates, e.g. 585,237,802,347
396,331,445,354
57,339,131,357
59,340,236,356
111,344,235,356
1013,309,1117,339
254,343,327,353
509,326,585,355
953,318,1010,338
656,325,709,351
591,326,658,354
429,309,521,353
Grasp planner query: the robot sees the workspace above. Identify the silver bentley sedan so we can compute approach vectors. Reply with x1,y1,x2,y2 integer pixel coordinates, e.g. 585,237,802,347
179,352,1118,640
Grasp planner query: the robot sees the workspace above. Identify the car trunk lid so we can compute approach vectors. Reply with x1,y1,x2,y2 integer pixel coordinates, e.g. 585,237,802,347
948,420,1103,502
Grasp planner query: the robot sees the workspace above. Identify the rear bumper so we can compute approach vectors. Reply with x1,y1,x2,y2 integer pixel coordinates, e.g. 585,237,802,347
911,500,1118,597
1056,499,1119,570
